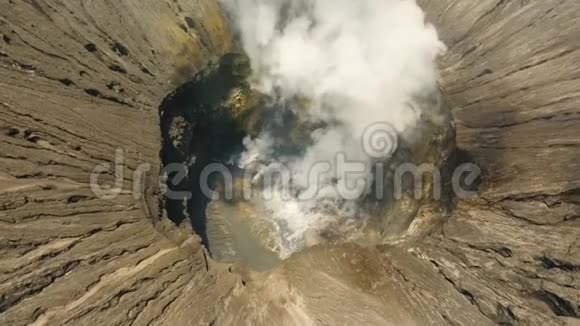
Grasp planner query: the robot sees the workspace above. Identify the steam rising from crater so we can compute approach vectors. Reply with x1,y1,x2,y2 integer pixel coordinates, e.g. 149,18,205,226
219,0,445,257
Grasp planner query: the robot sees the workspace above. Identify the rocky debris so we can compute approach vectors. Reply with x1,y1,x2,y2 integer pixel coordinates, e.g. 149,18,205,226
111,42,129,57
84,43,98,53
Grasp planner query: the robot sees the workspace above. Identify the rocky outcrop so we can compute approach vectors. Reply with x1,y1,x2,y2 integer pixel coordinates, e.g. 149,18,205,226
0,0,578,325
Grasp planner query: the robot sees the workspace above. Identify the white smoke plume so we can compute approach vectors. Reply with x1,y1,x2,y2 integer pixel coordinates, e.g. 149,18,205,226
220,0,445,257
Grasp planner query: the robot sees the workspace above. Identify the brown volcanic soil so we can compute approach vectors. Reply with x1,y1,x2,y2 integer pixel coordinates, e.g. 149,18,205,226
0,1,579,325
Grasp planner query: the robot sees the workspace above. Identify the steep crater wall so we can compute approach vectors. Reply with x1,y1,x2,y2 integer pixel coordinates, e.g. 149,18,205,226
0,0,578,325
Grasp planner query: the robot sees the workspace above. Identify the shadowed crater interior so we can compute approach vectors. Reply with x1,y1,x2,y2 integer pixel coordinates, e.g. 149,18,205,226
159,53,283,270
159,52,466,271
